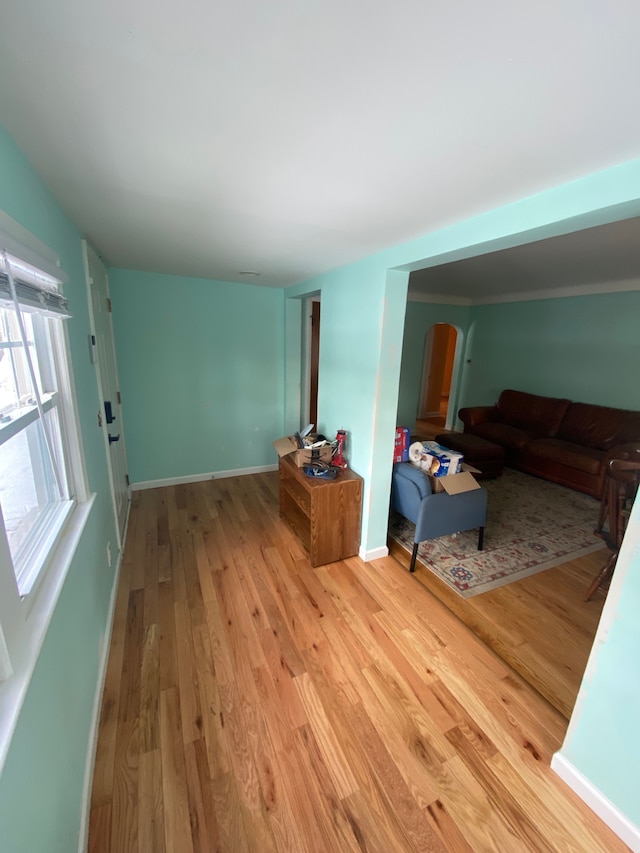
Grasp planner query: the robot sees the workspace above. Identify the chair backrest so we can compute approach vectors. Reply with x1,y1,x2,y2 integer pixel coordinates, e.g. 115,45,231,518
391,463,432,524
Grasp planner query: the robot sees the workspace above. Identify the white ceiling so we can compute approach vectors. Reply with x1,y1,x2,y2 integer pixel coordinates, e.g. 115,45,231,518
409,216,640,302
1,1,639,288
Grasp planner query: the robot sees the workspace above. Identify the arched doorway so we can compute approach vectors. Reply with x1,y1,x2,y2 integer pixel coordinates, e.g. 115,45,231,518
418,323,458,428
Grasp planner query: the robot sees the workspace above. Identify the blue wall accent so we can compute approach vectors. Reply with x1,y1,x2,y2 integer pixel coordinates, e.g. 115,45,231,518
108,269,285,484
0,128,118,851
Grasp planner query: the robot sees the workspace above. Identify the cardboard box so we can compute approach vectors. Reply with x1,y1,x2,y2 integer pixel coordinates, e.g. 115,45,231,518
273,435,333,467
427,463,481,494
394,426,410,463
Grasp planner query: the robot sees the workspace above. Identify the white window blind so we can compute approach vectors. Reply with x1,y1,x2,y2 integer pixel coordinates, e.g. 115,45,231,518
0,232,75,597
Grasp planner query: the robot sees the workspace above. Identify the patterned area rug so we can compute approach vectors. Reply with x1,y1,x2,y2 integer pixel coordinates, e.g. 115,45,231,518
388,468,606,598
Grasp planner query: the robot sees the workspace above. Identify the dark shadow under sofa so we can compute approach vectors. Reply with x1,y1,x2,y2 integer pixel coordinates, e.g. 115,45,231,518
458,389,640,499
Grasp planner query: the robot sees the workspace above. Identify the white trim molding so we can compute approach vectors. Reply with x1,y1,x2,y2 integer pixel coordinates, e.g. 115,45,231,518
408,277,640,307
131,463,279,491
359,545,389,562
551,753,640,852
408,291,472,305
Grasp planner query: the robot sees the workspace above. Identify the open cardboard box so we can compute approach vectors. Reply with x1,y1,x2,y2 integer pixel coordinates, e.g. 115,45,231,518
273,435,333,468
427,463,481,494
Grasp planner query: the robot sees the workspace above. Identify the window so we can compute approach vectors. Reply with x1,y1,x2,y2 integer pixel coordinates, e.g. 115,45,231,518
0,218,93,773
0,252,81,596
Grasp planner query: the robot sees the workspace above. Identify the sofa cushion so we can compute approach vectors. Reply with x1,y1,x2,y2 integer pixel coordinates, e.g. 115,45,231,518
557,402,640,450
496,389,571,437
472,422,537,452
523,438,603,475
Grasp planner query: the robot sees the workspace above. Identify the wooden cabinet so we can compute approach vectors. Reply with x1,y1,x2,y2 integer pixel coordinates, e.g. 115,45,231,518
278,455,363,567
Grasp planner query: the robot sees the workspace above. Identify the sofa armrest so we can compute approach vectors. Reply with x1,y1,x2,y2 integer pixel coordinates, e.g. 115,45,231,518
458,405,499,430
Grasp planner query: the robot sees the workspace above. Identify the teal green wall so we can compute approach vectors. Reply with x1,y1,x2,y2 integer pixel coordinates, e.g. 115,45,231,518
560,493,640,829
108,269,285,484
288,158,640,556
0,129,117,851
287,263,409,552
463,291,640,409
2,115,640,847
397,302,472,428
397,289,640,432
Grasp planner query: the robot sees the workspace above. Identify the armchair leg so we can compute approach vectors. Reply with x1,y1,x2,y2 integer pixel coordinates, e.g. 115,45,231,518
478,526,484,551
410,542,419,573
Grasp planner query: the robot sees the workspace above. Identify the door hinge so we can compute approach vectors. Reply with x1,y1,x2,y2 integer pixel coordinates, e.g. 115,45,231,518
125,474,130,486
106,297,112,313
116,390,121,405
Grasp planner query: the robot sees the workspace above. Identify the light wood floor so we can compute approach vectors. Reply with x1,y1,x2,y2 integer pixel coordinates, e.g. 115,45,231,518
88,474,627,853
387,544,607,721
410,421,608,719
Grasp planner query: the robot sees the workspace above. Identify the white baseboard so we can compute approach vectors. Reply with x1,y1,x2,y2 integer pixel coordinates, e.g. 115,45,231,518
76,528,127,853
359,545,389,562
131,463,278,491
551,752,640,852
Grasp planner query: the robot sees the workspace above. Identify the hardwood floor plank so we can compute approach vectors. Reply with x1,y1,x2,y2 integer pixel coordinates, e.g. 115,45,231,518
88,802,111,853
173,598,203,744
157,579,178,692
421,798,476,853
341,789,417,853
110,719,139,853
345,700,447,852
159,687,194,853
293,671,359,799
117,589,144,725
90,555,132,808
138,748,165,853
192,622,232,779
184,738,218,853
139,622,160,754
210,772,251,853
89,474,628,853
445,725,554,852
202,587,236,688
218,680,279,852
291,724,363,853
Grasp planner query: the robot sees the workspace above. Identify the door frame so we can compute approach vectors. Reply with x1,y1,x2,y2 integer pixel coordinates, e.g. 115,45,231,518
418,322,460,427
82,241,130,548
303,296,321,428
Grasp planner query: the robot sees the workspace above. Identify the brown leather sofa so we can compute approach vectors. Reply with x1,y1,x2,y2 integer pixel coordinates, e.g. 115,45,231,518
459,389,640,498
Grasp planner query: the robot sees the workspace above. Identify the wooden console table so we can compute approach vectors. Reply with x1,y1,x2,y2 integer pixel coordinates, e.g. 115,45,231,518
278,455,363,567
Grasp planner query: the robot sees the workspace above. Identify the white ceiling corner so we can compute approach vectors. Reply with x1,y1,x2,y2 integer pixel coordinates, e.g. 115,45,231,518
1,1,639,291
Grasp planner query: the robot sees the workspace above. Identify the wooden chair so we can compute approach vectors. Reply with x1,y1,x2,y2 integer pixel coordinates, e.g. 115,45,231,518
585,458,640,601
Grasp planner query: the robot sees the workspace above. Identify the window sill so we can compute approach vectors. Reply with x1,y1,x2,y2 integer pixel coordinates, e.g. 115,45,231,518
0,493,95,775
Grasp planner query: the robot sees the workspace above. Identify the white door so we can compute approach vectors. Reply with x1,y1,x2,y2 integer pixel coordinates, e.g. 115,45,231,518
83,242,130,546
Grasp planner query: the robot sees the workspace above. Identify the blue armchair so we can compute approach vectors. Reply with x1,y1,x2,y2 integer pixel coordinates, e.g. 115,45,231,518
391,462,488,572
